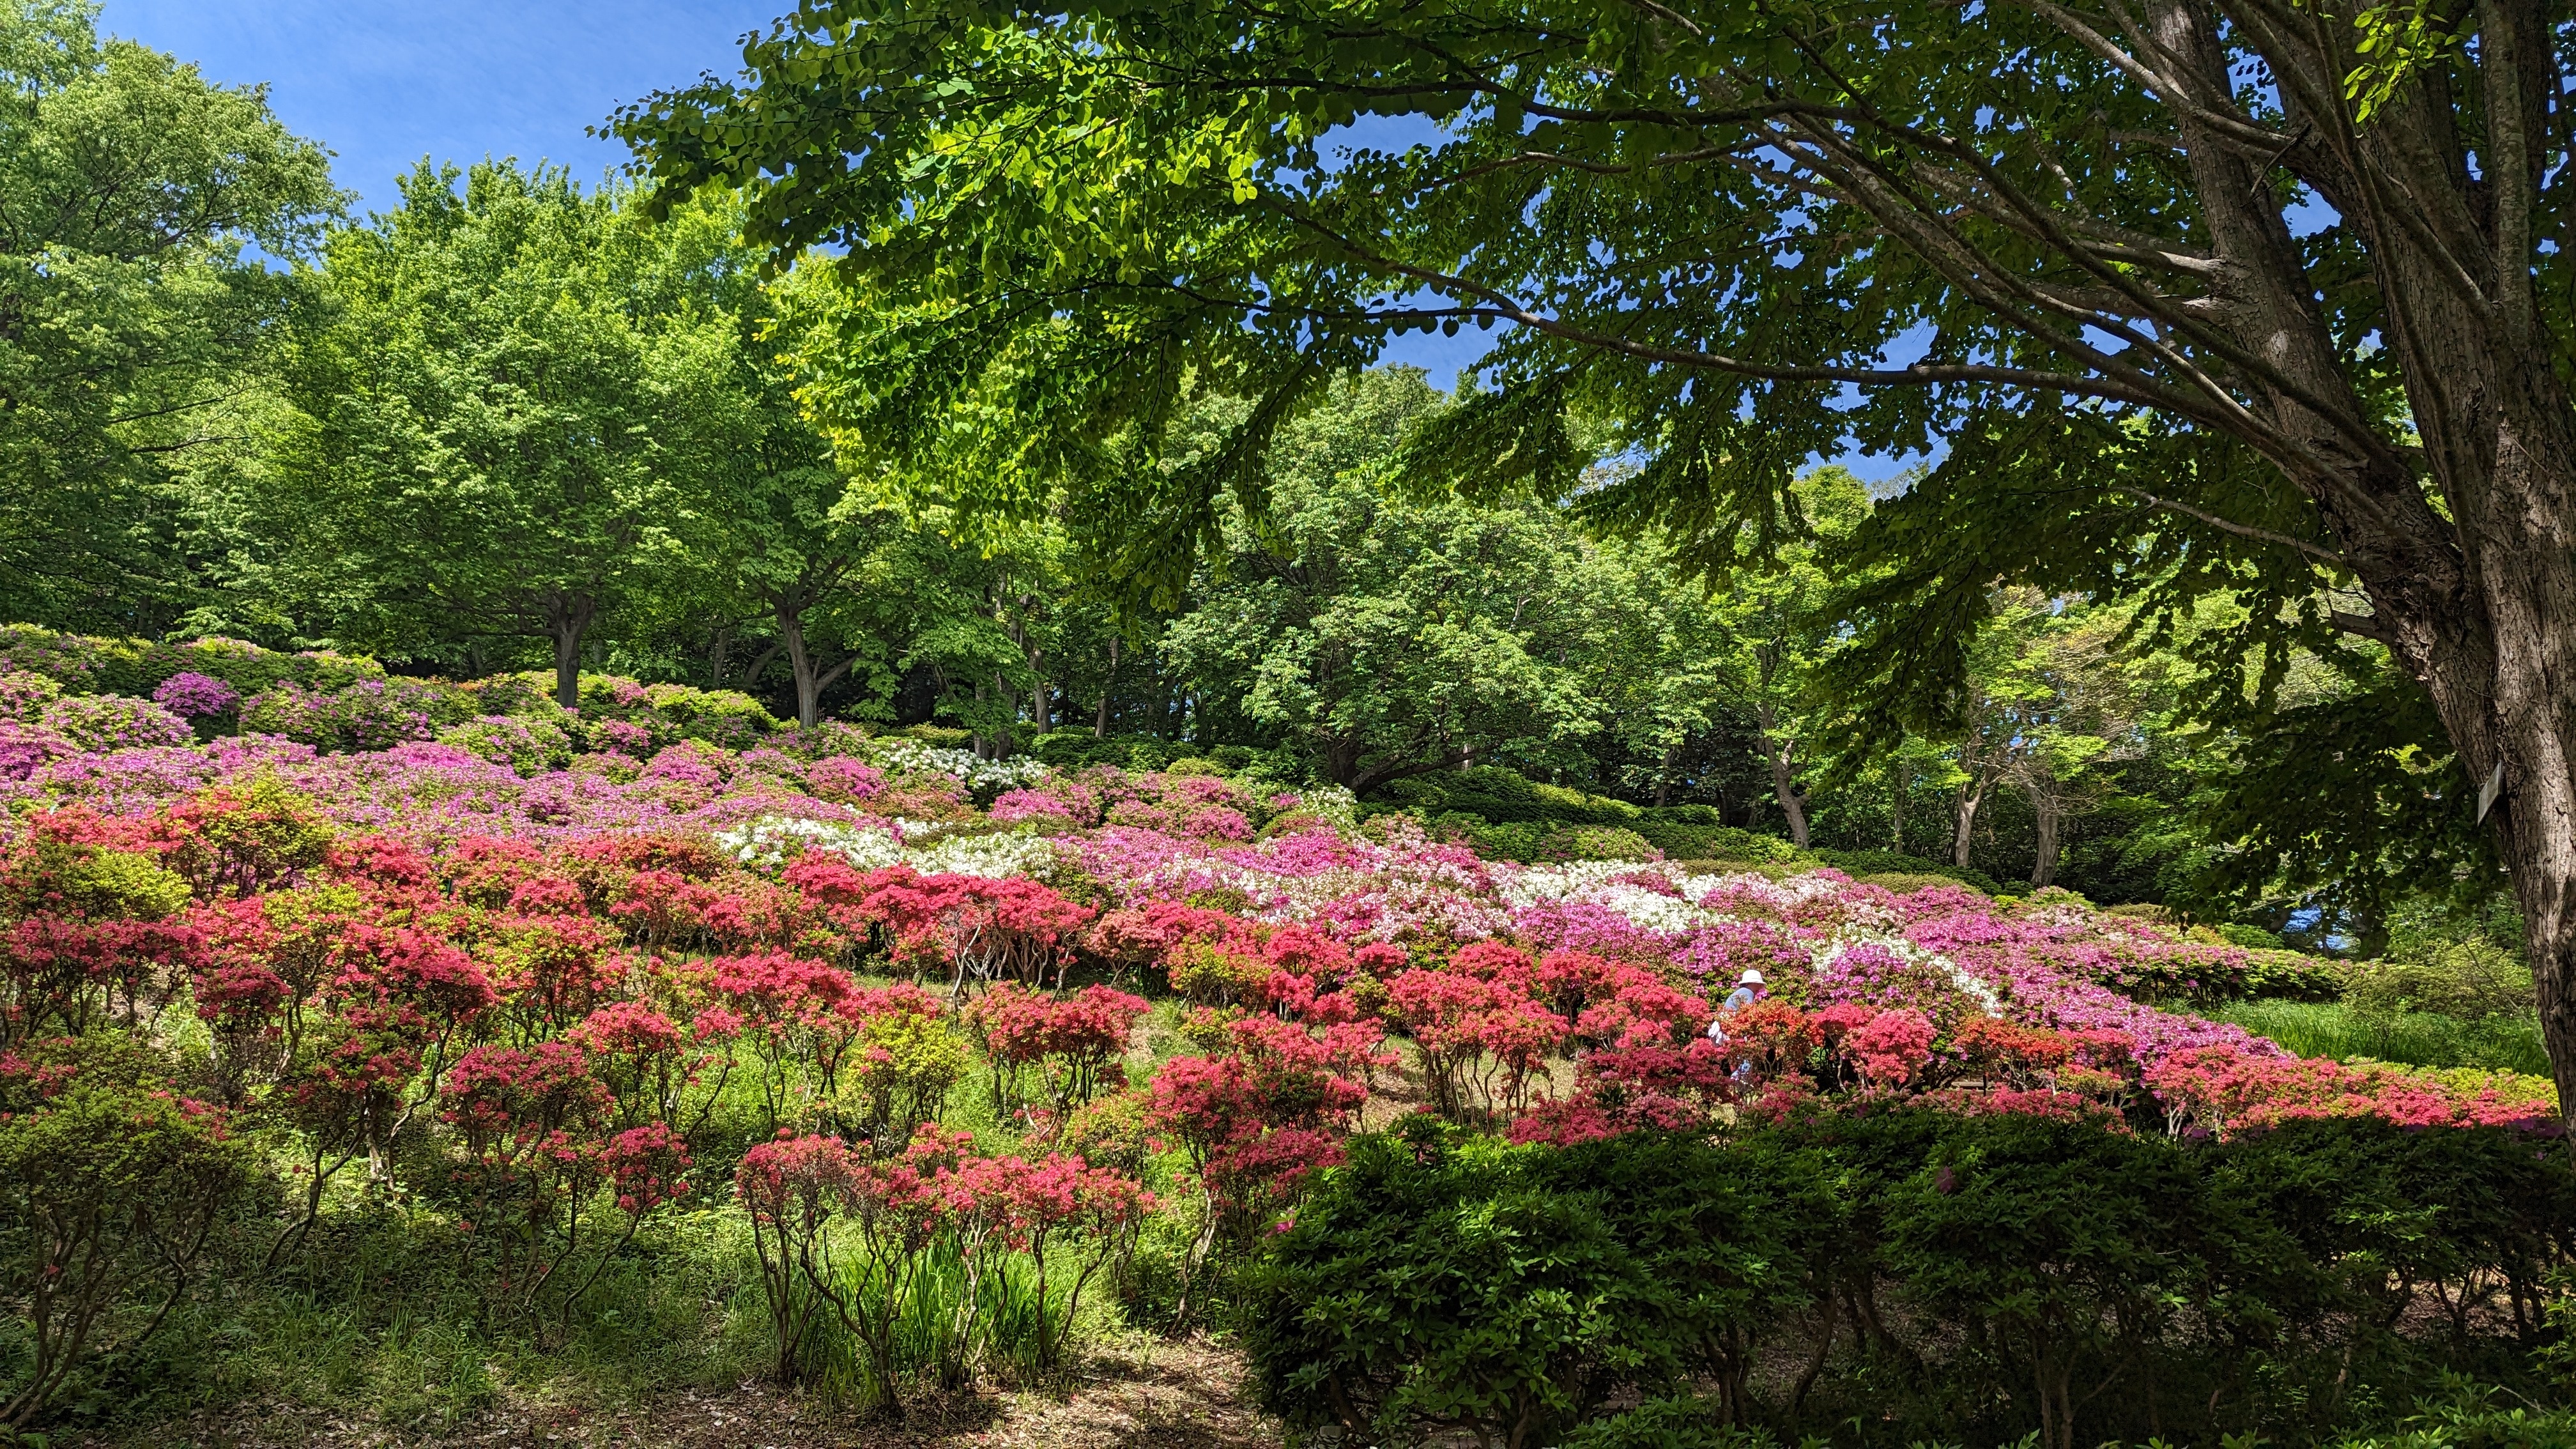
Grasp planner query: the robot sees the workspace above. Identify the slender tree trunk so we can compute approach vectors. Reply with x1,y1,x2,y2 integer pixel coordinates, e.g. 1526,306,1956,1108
1096,634,1118,737
544,595,596,709
705,622,735,688
1322,733,1365,789
2030,786,2061,889
1953,781,1986,870
1653,743,1677,808
1755,698,1811,848
779,608,822,729
1890,757,1907,852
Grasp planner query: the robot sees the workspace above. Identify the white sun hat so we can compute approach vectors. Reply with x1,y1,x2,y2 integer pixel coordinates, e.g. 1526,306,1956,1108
1738,968,1765,986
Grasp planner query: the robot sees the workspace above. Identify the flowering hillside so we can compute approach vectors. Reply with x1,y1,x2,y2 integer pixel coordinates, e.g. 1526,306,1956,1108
0,657,2565,1438
1,682,2550,1158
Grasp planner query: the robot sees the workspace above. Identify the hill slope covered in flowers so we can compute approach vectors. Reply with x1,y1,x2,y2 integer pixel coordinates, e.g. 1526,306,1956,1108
0,641,2561,1439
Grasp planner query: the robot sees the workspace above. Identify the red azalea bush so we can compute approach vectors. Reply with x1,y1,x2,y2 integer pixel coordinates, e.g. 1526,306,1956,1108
968,980,1149,1115
734,1123,1148,1399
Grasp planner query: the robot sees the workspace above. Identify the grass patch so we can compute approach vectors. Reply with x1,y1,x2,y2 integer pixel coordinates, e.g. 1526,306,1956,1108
2212,997,2551,1075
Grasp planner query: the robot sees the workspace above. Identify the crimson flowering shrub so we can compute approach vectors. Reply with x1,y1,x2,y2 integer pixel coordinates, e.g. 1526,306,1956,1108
1847,1008,1939,1086
1150,1013,1385,1246
1388,943,1590,1124
566,1000,727,1134
2145,1043,2557,1135
1514,1039,1738,1145
851,866,1096,997
967,980,1149,1116
439,1038,688,1320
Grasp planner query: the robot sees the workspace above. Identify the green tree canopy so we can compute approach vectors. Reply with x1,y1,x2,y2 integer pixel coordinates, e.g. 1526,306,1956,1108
1165,368,1639,791
207,162,754,705
0,0,339,633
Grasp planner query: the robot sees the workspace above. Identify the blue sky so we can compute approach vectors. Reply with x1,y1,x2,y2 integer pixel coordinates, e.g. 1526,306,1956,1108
104,1,772,214
102,1,1923,477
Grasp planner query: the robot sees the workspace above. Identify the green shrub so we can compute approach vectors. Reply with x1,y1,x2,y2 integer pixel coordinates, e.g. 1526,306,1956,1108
1804,847,2005,894
2215,921,2287,949
0,1034,256,1429
1250,1113,2576,1449
2345,938,2536,1030
1439,815,1667,862
1633,819,1804,863
1245,1126,1835,1445
1858,871,1985,895
1032,731,1172,770
1556,1397,1782,1449
1375,765,1641,826
435,715,575,776
0,624,393,700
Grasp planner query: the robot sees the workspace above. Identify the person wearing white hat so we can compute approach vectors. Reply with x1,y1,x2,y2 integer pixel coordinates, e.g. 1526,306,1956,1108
1723,968,1767,1014
1708,969,1768,1085
1706,968,1767,1050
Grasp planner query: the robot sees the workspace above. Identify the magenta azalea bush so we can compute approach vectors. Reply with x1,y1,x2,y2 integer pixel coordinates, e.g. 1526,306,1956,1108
151,670,240,720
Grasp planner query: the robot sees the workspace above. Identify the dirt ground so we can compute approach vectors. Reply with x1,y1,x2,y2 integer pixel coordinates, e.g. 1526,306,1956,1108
144,1337,1279,1449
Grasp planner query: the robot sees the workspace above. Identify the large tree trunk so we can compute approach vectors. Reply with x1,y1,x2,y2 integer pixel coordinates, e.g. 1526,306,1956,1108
1755,698,1810,848
2131,0,2576,1120
780,609,819,728
773,606,857,730
543,594,595,710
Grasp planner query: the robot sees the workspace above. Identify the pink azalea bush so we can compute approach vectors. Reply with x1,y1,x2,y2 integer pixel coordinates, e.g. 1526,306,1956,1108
153,670,240,720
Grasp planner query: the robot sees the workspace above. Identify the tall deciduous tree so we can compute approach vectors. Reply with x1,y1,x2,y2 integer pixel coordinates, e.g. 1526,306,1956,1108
0,0,339,632
213,163,746,705
617,0,2576,1116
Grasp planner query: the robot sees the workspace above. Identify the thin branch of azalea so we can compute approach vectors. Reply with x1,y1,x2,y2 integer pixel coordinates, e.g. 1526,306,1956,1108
2115,487,2347,564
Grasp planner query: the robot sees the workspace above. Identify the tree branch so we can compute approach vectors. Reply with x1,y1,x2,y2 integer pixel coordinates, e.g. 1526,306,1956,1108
2115,487,2347,564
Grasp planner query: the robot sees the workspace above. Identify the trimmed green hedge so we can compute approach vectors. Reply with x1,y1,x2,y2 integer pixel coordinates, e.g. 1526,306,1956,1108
0,624,387,699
